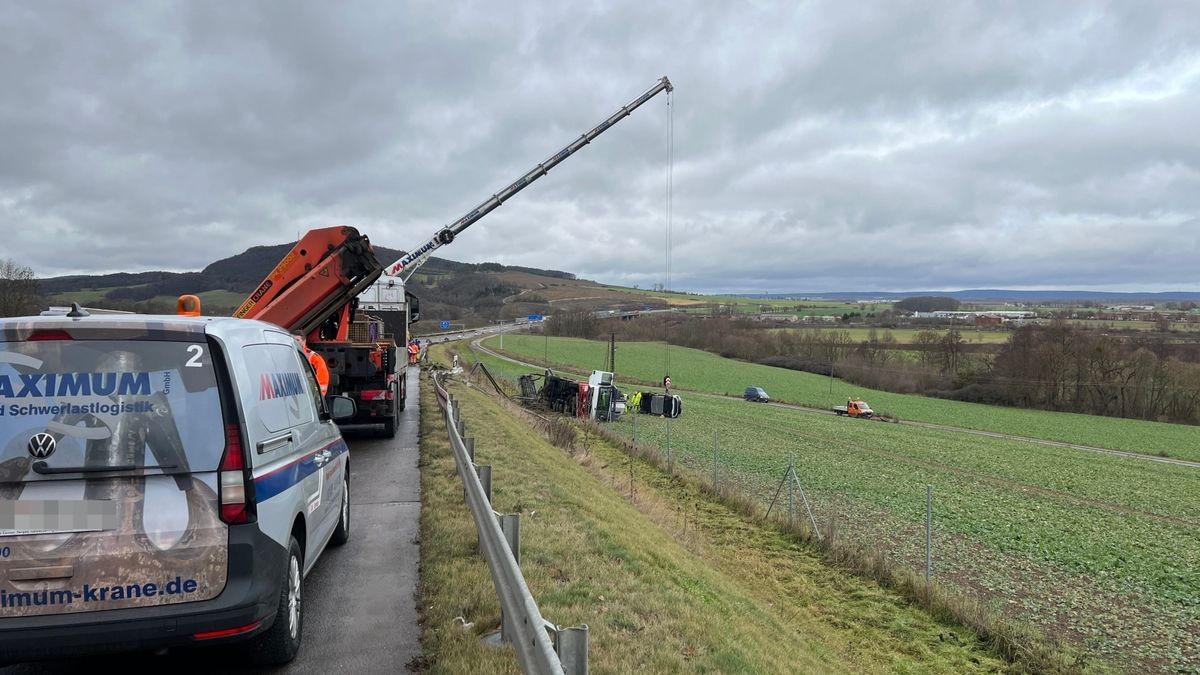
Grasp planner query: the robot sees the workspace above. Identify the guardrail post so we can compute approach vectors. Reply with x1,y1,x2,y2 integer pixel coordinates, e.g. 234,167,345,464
457,416,466,436
553,623,590,675
497,512,520,566
475,464,492,503
473,466,493,550
465,437,475,462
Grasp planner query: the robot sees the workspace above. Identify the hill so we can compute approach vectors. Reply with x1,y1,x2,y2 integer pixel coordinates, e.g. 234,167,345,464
36,240,662,323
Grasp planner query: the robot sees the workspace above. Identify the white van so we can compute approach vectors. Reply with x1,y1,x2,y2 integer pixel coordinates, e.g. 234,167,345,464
0,312,354,664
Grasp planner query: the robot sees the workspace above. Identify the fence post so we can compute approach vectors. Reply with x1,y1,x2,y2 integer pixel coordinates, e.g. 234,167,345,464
925,484,933,593
791,471,821,540
787,454,796,529
465,437,475,463
712,432,718,489
666,415,673,475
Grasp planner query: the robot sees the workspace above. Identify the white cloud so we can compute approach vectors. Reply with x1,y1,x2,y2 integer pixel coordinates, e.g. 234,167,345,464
1,0,1198,292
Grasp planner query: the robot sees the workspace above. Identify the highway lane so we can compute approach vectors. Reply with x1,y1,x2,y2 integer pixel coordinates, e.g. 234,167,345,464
2,366,423,672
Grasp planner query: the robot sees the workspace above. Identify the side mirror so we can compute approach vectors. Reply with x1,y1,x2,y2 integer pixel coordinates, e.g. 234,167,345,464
327,395,357,422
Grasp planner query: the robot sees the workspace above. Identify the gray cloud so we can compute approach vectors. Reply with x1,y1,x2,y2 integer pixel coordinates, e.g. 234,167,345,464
1,1,1199,292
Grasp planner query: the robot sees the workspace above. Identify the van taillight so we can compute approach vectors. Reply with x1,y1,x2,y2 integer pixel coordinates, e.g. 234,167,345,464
219,424,253,525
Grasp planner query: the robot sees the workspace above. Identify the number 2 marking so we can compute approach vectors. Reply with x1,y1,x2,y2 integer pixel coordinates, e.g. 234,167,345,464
185,345,204,368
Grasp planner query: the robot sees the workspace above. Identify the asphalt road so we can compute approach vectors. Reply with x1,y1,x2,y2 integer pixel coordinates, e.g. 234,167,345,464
3,366,424,672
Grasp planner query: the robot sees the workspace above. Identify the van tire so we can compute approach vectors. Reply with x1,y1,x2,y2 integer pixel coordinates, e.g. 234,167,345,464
330,470,350,547
251,537,304,665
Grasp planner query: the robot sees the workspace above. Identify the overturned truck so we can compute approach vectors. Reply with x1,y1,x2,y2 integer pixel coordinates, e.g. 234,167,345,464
518,369,680,421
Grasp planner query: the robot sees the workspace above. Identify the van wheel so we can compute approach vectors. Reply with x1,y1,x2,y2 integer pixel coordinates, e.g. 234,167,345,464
251,537,304,665
330,471,350,546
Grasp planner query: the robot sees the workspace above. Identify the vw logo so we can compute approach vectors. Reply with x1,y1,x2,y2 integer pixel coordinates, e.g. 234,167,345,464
27,433,56,459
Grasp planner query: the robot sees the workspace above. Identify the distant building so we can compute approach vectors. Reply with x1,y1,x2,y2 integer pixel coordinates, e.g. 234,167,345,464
911,310,1035,320
975,314,1003,327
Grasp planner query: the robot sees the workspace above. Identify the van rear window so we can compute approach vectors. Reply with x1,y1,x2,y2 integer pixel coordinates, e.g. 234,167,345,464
0,340,224,476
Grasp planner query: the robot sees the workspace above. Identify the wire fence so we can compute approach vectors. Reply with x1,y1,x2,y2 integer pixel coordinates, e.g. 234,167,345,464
594,408,1199,673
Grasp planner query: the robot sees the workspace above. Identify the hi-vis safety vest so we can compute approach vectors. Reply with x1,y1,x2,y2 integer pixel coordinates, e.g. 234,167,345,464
308,349,330,396
294,337,330,396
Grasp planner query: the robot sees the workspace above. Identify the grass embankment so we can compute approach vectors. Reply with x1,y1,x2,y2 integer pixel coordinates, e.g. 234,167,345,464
418,353,1015,673
483,334,1200,462
465,338,1200,671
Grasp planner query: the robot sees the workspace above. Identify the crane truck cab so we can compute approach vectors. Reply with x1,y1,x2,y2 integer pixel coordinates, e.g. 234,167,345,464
0,312,356,664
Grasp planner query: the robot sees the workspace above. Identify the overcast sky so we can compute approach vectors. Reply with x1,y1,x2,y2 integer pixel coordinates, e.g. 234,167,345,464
2,1,1199,293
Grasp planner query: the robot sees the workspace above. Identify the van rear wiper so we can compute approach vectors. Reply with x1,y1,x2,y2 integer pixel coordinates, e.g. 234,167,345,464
31,461,180,475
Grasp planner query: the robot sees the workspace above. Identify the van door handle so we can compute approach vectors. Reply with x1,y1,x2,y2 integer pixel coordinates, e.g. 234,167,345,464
314,450,333,466
257,432,294,455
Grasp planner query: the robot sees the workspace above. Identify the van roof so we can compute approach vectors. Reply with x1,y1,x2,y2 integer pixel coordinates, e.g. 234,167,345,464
0,313,278,343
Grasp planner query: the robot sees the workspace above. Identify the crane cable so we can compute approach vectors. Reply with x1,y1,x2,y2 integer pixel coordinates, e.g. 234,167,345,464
663,88,674,391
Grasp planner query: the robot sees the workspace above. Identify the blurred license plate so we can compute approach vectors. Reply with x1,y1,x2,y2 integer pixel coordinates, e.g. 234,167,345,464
0,500,117,537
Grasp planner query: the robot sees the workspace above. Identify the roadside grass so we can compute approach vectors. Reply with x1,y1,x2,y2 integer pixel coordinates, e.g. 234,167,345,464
419,349,1017,673
483,334,1200,462
417,370,518,674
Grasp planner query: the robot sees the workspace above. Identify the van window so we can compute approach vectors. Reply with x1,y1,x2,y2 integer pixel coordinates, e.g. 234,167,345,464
0,340,224,475
241,343,315,434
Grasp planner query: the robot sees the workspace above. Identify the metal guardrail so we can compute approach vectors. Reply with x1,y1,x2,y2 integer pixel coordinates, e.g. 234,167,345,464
432,371,588,675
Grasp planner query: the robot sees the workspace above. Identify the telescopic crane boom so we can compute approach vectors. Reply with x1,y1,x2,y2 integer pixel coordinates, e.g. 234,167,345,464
360,76,673,310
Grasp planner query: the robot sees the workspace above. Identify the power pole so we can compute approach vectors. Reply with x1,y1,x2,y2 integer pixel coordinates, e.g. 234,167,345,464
609,332,617,376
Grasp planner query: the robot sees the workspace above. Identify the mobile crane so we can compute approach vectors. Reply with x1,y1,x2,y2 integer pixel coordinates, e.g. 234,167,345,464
230,226,414,436
231,76,673,436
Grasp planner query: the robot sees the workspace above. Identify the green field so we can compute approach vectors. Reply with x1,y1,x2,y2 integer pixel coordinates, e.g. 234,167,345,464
48,287,140,303
604,397,1198,669
604,287,861,315
775,326,1011,344
483,335,1200,462
462,339,1200,670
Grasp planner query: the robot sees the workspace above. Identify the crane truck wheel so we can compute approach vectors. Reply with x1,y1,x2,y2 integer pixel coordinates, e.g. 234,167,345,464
381,392,398,438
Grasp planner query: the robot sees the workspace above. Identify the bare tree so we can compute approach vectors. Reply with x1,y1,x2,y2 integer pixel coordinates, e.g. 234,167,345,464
0,258,41,317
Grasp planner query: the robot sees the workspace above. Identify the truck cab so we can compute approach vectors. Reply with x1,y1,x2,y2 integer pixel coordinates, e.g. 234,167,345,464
834,399,873,418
